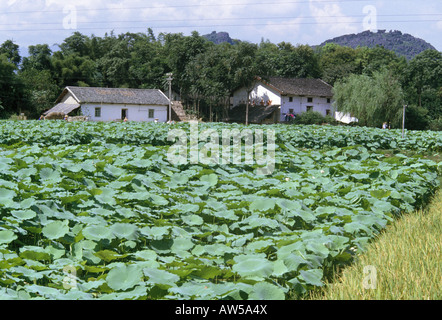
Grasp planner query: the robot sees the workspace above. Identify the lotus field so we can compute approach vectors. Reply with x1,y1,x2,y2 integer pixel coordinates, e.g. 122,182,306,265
0,120,440,300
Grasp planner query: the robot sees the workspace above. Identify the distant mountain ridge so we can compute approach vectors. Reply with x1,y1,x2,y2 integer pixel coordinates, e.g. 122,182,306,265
317,30,437,60
203,30,437,60
202,31,238,45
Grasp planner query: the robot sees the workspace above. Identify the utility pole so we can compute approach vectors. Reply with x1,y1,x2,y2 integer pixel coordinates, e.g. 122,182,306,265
402,105,407,139
166,73,173,123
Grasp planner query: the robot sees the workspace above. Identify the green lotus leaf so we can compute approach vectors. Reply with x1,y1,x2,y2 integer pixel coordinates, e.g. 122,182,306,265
232,255,273,280
299,269,324,287
282,253,308,272
305,241,330,258
25,285,61,298
94,250,128,262
272,259,288,277
111,223,139,241
19,197,36,210
0,230,17,245
0,188,16,208
344,222,372,235
94,188,117,206
39,167,62,184
213,209,238,221
11,210,36,220
370,189,392,199
200,173,218,187
249,282,286,300
249,197,276,212
19,247,51,261
169,173,189,186
82,225,114,241
182,214,204,226
106,264,144,291
133,250,158,261
144,267,180,288
179,203,200,214
291,210,316,223
82,160,97,173
139,226,170,240
42,220,69,240
149,194,169,206
277,198,302,211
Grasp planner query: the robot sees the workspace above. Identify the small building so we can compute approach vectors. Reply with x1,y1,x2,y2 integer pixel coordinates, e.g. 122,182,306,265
45,86,170,122
230,77,335,123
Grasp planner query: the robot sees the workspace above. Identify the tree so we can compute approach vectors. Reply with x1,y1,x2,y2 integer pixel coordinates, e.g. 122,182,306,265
404,105,430,131
256,40,279,77
163,31,209,100
0,53,21,117
334,68,404,127
129,32,167,89
22,44,53,72
356,46,407,79
0,40,21,67
230,42,261,125
406,50,442,118
274,43,321,78
185,43,233,121
18,69,59,118
52,52,96,87
58,32,91,57
318,43,360,85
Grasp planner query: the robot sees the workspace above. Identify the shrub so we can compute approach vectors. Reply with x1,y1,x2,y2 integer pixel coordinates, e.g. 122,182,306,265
405,105,430,131
293,111,327,125
428,117,442,131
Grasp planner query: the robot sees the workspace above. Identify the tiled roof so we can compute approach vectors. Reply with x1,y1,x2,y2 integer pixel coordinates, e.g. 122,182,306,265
57,86,170,106
264,77,334,97
43,103,80,116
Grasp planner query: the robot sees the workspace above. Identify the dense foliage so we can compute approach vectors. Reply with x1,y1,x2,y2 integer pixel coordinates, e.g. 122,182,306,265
1,121,442,152
0,121,441,300
0,30,440,129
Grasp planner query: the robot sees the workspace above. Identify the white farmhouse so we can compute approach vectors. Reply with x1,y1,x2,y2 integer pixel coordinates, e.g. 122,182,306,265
45,86,170,122
231,77,338,123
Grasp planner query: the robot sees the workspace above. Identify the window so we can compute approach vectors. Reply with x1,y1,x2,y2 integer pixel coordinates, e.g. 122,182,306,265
289,97,293,102
289,109,294,114
307,106,313,112
307,97,313,103
326,109,331,116
148,109,155,119
95,108,101,118
327,98,331,104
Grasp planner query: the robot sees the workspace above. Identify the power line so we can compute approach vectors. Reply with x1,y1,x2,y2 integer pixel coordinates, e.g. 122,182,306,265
0,13,441,27
0,0,411,15
0,19,440,33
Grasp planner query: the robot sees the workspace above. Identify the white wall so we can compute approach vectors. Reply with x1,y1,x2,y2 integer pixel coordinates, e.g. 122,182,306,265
335,111,358,124
280,96,334,121
81,104,168,122
61,94,78,105
232,81,282,108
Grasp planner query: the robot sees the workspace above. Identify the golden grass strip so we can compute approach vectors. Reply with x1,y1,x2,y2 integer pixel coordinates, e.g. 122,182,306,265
307,189,442,300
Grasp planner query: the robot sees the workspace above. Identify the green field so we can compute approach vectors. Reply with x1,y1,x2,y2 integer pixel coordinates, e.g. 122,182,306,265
0,120,440,300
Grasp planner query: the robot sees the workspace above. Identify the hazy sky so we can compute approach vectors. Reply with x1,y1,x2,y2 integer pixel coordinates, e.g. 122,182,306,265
1,0,441,56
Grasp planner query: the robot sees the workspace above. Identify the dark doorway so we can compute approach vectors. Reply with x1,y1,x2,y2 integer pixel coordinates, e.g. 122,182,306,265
122,109,128,120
